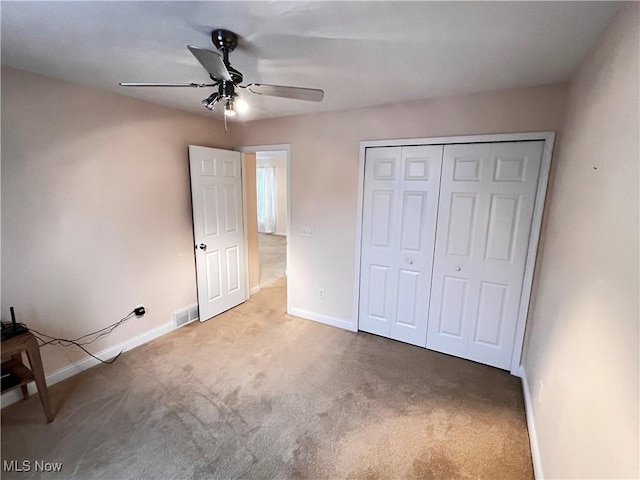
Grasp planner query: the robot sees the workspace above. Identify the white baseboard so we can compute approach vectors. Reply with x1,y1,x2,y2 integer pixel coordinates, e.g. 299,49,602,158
288,306,356,332
249,285,261,296
1,320,175,409
274,231,286,237
521,368,544,479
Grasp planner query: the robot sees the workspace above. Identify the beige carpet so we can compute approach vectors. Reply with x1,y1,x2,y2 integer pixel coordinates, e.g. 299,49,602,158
258,233,286,287
1,279,533,479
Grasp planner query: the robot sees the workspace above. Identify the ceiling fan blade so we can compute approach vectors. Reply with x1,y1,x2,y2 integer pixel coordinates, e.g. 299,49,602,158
246,83,324,102
187,45,232,82
119,82,216,88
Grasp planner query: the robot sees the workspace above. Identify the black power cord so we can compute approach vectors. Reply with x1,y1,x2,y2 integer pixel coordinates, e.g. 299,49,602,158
28,309,142,365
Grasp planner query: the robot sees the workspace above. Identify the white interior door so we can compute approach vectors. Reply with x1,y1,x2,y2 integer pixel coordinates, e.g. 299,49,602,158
189,146,247,322
426,141,544,369
359,145,443,346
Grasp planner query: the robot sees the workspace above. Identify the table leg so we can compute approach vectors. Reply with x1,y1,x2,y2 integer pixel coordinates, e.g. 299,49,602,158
25,342,54,423
9,354,29,400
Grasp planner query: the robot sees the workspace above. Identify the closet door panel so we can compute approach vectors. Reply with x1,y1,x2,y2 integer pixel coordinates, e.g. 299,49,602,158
360,145,443,346
359,147,401,337
426,141,544,369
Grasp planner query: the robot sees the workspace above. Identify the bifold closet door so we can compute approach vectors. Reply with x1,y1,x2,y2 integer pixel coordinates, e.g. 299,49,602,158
426,141,544,369
359,145,443,347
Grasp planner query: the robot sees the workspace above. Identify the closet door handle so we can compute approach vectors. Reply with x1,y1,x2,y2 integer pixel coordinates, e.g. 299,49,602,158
455,266,461,271
407,259,413,265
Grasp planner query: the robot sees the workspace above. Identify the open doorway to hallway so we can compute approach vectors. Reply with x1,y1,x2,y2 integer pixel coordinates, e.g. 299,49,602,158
255,150,288,288
258,232,286,286
242,145,290,314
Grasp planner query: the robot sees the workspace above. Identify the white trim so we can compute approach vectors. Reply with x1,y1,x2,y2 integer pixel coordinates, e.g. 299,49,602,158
521,367,544,479
2,384,31,408
240,152,251,303
358,131,554,148
354,132,556,375
1,320,175,409
249,285,261,296
237,144,291,316
238,144,292,153
352,141,368,338
289,306,357,332
509,133,555,374
274,231,287,237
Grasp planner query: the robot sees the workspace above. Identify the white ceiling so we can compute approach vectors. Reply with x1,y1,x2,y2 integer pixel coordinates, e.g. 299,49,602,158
1,1,620,122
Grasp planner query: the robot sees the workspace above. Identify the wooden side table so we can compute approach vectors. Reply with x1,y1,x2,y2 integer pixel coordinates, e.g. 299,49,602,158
1,331,54,422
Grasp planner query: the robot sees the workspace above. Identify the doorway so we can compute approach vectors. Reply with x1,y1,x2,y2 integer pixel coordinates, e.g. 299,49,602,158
241,145,291,313
256,151,288,287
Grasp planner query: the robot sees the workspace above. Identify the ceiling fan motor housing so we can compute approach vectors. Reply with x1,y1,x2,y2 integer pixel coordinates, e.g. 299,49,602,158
218,81,235,99
212,29,238,52
211,29,243,84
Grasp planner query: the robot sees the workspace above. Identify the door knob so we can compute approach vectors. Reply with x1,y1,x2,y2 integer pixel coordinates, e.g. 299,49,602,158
199,243,207,251
407,259,414,265
455,266,461,271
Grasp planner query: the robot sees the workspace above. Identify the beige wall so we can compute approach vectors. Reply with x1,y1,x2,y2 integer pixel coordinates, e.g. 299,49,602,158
522,5,639,479
1,67,238,374
239,84,568,325
244,153,260,291
1,69,569,391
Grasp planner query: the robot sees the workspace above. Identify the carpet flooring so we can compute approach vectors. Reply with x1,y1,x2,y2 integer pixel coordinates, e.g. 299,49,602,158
258,233,286,287
1,279,533,479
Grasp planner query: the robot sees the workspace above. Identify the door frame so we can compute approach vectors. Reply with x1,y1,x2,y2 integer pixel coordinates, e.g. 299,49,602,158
238,144,292,315
353,131,556,376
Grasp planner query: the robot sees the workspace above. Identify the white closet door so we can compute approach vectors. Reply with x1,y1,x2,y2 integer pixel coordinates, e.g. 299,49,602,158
359,145,443,346
426,141,544,369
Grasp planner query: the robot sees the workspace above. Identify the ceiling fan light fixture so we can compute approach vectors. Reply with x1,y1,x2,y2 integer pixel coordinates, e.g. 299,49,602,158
202,92,219,110
224,99,237,117
235,98,249,114
120,28,324,132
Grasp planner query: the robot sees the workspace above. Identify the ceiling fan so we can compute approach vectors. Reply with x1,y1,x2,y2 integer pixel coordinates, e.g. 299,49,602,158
120,29,324,130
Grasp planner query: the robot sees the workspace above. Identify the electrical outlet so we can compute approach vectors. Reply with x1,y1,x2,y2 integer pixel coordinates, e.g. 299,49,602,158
134,304,146,317
538,380,544,403
301,227,314,238
318,288,325,299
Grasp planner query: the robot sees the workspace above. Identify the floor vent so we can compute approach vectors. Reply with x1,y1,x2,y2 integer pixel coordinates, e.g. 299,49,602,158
172,304,198,328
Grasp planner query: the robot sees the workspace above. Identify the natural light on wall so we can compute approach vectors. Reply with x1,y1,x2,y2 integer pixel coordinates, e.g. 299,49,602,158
256,166,277,233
